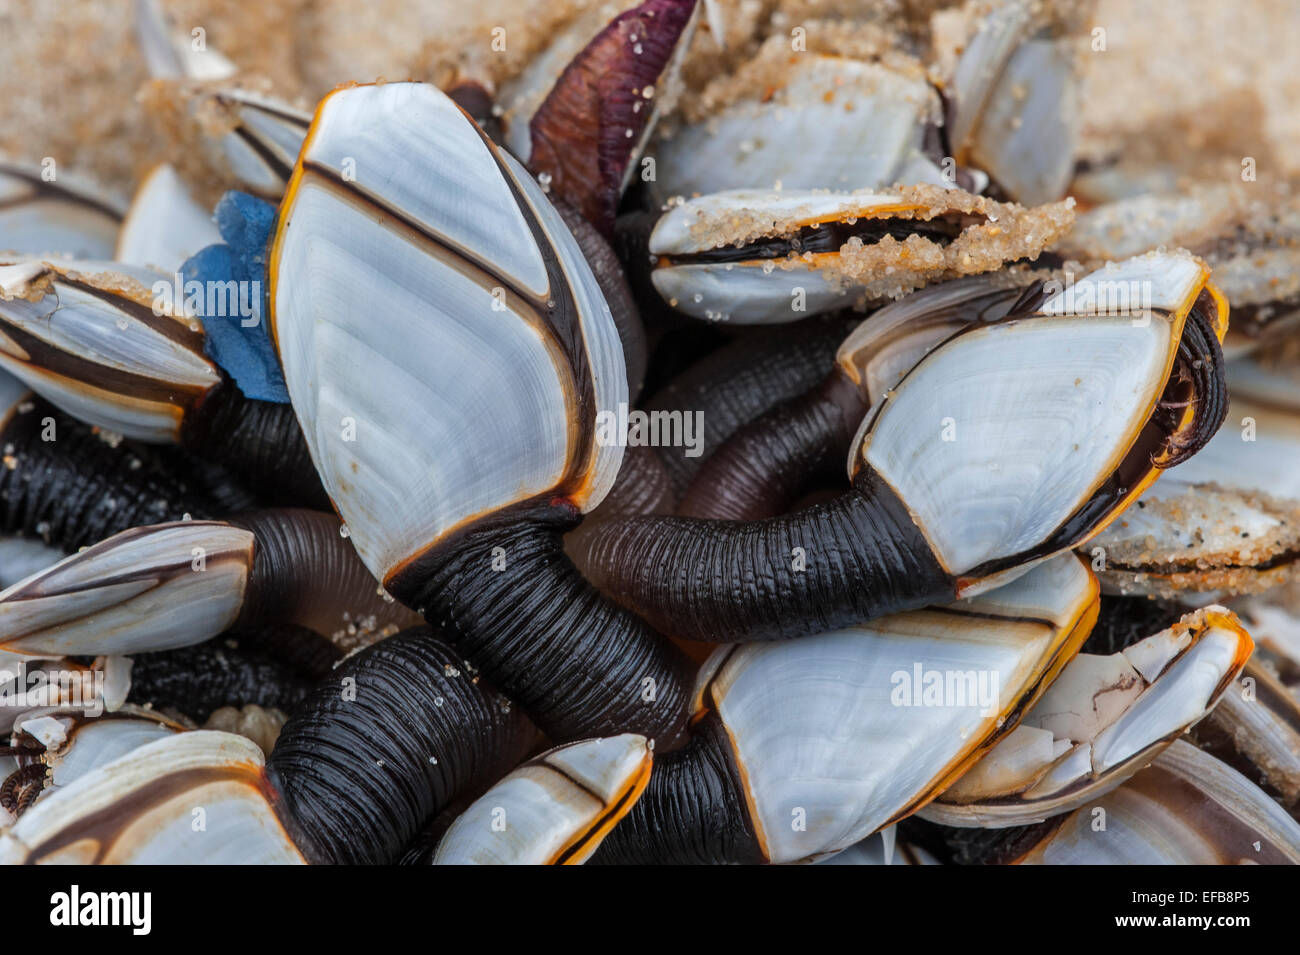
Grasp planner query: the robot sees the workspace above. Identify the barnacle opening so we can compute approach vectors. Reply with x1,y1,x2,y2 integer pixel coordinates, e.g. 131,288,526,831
661,212,978,266
1155,289,1230,467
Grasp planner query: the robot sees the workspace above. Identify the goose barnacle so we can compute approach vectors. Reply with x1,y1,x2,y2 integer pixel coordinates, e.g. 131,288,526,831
269,81,694,747
646,185,1074,323
585,251,1230,643
592,554,1097,864
0,628,536,864
0,510,419,659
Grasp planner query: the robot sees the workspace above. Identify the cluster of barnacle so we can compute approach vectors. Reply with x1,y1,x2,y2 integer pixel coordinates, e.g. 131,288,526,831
0,0,1297,865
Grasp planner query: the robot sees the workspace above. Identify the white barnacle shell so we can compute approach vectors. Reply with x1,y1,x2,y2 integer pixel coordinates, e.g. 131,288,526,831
0,521,254,656
433,734,652,865
0,731,305,864
648,55,942,205
925,607,1252,827
270,82,626,583
200,88,313,200
649,189,908,324
0,159,125,260
694,553,1097,864
1016,740,1300,864
0,257,221,442
850,250,1216,584
43,709,184,792
946,0,1078,206
834,271,1037,402
115,164,223,271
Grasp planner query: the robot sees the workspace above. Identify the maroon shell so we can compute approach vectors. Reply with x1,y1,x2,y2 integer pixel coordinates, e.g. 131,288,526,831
527,0,697,236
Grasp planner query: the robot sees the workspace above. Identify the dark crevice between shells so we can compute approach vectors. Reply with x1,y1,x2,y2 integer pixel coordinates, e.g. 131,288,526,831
666,214,971,267
232,622,344,682
640,315,857,497
265,627,536,865
677,367,867,520
182,382,329,508
590,713,764,864
391,498,694,749
153,448,261,513
583,468,955,643
899,814,1066,865
0,398,217,550
1084,595,1189,656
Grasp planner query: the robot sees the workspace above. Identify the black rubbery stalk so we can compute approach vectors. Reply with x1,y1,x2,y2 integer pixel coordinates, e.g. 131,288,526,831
127,640,311,723
183,384,329,508
231,509,418,639
643,316,856,496
585,469,954,643
0,399,217,550
396,501,694,749
266,627,535,865
591,715,764,864
678,369,867,520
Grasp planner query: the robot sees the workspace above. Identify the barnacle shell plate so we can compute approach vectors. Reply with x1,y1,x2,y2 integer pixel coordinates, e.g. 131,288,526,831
0,522,253,656
0,731,304,864
857,252,1209,578
697,554,1096,864
1018,740,1300,864
271,83,626,581
115,163,222,271
0,160,123,260
433,734,652,865
0,258,220,442
649,190,924,324
46,711,184,790
648,56,941,204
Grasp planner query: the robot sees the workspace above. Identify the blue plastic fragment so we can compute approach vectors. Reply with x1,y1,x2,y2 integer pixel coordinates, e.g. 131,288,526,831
179,191,290,403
